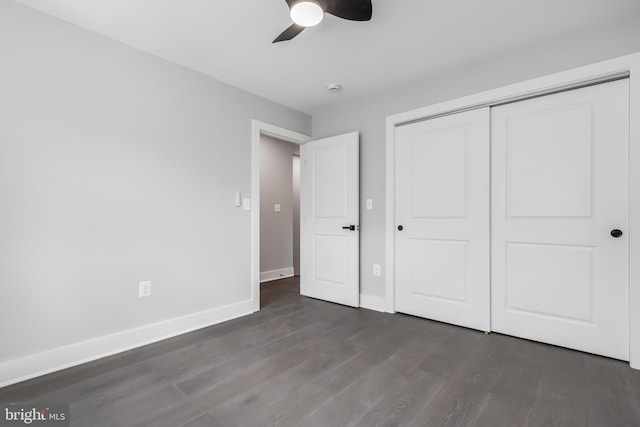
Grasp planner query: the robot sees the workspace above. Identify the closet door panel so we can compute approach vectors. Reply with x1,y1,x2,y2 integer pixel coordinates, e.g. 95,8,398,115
491,80,629,360
395,108,490,331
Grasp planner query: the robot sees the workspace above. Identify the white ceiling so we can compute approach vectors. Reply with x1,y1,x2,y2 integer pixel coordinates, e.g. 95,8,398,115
13,0,640,113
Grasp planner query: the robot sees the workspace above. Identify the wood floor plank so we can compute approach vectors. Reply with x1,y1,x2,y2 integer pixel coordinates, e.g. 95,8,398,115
489,367,540,404
354,370,445,427
470,392,533,427
255,350,391,426
453,333,515,388
584,354,638,426
526,376,587,427
501,337,549,374
417,325,483,379
173,305,360,396
211,342,357,427
180,413,226,427
626,365,640,422
539,343,585,384
298,338,436,427
132,336,349,427
72,383,186,427
411,363,499,427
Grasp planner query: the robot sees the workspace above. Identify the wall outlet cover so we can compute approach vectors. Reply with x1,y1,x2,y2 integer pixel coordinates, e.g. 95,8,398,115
139,281,151,298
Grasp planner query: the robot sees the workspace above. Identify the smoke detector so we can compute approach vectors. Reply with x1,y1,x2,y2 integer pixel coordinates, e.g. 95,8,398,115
327,83,342,93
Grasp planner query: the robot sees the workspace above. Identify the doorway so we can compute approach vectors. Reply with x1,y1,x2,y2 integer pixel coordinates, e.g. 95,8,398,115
251,121,361,312
251,120,311,311
259,134,301,307
251,121,309,310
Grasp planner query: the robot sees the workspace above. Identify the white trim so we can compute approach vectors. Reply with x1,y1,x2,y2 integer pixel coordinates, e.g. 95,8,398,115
629,55,640,369
0,299,255,388
385,52,640,369
359,293,389,313
385,116,397,313
251,120,310,312
260,267,295,283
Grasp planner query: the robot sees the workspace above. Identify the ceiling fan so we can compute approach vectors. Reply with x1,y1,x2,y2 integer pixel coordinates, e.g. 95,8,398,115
273,0,372,43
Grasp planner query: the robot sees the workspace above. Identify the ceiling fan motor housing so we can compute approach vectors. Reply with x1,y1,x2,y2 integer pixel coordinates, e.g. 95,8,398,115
273,0,373,43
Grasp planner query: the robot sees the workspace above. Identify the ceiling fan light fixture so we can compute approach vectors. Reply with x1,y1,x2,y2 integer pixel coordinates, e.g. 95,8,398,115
290,1,324,27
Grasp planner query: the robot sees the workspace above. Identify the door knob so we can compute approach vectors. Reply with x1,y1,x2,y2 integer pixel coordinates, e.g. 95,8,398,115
397,225,403,231
611,229,623,238
342,225,356,231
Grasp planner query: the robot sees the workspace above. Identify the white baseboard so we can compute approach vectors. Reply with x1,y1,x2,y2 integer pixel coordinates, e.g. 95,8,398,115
260,267,295,283
0,299,256,388
359,294,388,313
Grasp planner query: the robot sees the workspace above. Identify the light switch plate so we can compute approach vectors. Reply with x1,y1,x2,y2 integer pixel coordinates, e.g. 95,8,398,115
242,198,251,211
366,198,373,210
373,264,381,276
275,204,281,212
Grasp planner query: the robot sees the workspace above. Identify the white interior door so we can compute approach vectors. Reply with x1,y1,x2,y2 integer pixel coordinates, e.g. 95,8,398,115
491,80,629,360
395,108,490,331
300,132,359,307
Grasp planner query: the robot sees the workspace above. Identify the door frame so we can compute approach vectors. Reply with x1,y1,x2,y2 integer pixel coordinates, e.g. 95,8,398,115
385,52,640,368
251,120,311,312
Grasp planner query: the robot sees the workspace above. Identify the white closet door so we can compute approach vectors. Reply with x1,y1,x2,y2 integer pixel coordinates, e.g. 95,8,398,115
491,80,629,360
395,108,490,331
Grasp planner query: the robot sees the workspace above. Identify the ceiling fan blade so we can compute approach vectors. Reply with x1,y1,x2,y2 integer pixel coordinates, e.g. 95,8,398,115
273,24,305,43
322,0,372,21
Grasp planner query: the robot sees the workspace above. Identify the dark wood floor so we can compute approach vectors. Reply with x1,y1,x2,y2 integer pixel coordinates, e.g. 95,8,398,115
2,277,640,426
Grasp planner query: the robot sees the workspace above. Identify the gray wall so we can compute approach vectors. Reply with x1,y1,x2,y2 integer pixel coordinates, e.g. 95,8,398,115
0,1,310,362
259,135,300,275
311,21,640,298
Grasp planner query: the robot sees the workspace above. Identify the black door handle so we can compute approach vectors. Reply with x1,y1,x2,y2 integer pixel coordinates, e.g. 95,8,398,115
397,225,403,231
342,225,356,231
611,229,623,238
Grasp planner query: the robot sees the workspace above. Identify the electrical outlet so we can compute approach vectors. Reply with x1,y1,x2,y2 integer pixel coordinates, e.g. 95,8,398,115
139,281,151,298
275,204,281,212
373,264,381,276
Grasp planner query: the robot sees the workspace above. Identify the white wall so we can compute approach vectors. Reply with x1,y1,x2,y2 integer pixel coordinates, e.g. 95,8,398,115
0,0,310,375
259,135,299,278
311,21,640,299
